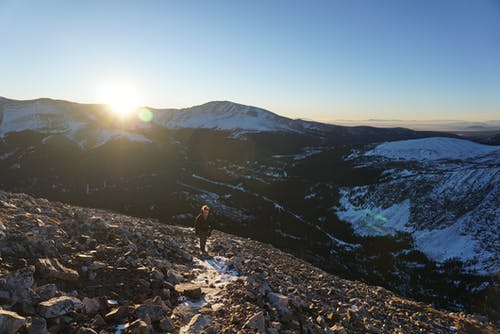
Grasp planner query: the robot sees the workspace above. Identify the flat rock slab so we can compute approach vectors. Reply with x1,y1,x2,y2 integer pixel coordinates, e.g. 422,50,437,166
36,258,80,282
37,296,83,318
175,283,203,300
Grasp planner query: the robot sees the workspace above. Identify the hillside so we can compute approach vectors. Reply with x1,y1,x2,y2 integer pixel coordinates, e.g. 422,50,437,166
0,190,497,334
339,137,500,275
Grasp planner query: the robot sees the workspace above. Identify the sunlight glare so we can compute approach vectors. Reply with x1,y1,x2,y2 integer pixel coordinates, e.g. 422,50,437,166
99,83,142,117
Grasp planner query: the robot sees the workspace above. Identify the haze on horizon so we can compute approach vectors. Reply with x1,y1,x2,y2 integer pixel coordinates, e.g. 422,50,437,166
1,0,499,123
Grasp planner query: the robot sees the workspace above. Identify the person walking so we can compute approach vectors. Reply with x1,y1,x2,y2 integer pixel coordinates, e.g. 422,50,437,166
194,205,213,255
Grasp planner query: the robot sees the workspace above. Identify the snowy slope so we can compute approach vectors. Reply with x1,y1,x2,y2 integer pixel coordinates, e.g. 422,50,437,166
365,137,500,161
338,137,500,275
153,101,305,133
0,98,152,149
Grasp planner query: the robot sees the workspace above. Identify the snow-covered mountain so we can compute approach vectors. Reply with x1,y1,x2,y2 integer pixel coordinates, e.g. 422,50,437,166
337,137,500,275
0,98,330,147
152,100,318,133
0,98,153,149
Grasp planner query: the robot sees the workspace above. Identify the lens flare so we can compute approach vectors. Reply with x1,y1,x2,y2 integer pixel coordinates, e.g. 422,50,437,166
138,108,154,122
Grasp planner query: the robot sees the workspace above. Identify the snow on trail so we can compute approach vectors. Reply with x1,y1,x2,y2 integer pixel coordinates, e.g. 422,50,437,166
179,254,239,308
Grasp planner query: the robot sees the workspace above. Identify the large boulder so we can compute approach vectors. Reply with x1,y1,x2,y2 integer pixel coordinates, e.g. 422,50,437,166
37,296,84,318
0,310,26,334
0,266,35,304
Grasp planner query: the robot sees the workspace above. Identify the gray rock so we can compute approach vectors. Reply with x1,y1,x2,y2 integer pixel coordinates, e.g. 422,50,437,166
34,284,58,301
0,310,26,334
159,317,175,332
180,314,212,334
365,323,381,333
167,270,183,284
1,266,35,304
135,304,168,322
243,311,266,333
82,297,102,315
37,296,84,318
25,316,48,334
267,292,291,316
36,258,80,281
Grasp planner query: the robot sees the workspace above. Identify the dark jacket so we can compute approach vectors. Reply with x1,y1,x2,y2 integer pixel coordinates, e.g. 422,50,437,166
194,214,213,236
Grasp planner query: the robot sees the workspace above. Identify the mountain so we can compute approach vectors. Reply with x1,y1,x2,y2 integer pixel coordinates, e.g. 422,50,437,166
338,137,500,275
0,97,455,148
152,101,315,133
0,96,498,320
0,190,497,333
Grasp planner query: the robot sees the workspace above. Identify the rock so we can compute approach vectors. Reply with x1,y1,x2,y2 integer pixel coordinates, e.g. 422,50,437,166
13,301,37,316
104,306,130,323
82,297,102,315
329,324,347,334
167,270,183,284
92,314,106,327
0,290,10,304
159,317,175,332
128,319,150,334
135,304,168,322
0,310,26,334
25,316,48,334
347,308,363,327
76,327,98,334
36,258,80,282
267,292,290,316
1,266,35,303
243,311,266,333
88,261,107,270
365,323,381,333
37,296,84,318
35,284,58,301
180,314,212,334
175,283,202,300
151,268,164,281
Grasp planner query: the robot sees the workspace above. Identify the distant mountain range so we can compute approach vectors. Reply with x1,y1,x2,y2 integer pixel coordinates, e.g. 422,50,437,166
0,96,498,318
330,118,500,133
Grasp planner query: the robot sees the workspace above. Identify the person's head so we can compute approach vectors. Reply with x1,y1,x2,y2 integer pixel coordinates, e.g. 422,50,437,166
201,205,210,218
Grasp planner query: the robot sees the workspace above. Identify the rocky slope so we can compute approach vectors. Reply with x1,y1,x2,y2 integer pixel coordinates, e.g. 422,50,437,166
0,190,497,333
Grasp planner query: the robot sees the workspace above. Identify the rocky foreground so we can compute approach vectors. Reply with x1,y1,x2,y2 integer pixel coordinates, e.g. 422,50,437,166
0,190,497,334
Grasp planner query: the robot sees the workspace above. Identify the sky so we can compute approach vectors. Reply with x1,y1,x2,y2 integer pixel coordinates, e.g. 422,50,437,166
1,0,499,122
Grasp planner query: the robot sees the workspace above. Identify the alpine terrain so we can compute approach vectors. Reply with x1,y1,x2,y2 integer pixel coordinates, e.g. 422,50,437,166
0,190,497,333
0,97,498,324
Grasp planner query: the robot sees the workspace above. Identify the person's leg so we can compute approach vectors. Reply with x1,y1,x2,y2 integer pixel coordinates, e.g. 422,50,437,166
199,234,207,253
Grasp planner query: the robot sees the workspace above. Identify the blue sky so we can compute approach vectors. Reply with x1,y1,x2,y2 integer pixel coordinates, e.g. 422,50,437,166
1,0,499,121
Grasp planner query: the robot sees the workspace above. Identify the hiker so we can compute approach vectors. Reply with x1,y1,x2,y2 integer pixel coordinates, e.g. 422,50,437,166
194,205,213,254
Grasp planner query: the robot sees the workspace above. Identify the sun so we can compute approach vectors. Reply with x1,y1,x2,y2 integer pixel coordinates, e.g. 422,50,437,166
99,83,142,117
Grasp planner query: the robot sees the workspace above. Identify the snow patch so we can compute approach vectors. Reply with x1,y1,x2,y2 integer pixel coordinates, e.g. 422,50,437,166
366,137,500,162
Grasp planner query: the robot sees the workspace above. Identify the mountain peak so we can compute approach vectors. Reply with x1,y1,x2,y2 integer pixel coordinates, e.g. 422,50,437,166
154,100,298,133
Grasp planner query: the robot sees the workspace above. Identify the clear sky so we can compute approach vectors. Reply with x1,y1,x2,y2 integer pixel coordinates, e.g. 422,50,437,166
1,0,499,121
